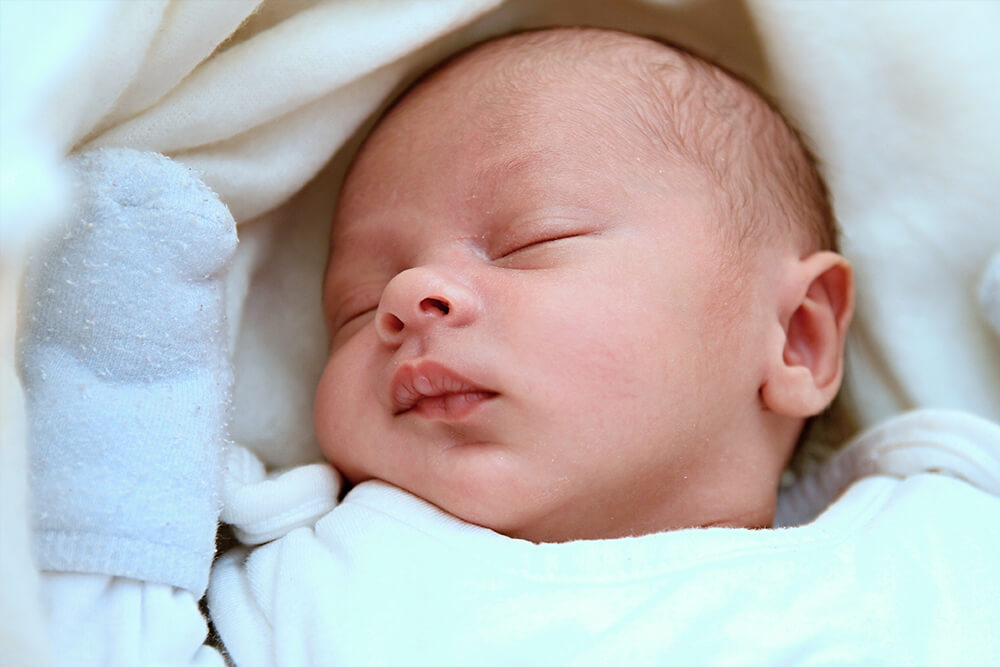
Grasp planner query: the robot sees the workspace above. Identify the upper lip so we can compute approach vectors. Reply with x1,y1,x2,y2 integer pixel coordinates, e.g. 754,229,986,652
390,359,495,415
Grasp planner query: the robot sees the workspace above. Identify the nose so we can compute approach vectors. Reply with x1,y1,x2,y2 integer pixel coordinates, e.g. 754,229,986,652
375,266,479,346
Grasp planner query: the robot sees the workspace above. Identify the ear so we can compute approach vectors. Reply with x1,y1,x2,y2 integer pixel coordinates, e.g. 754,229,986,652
760,251,854,418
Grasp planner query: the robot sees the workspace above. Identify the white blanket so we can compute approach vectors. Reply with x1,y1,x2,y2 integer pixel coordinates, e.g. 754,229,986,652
3,2,999,665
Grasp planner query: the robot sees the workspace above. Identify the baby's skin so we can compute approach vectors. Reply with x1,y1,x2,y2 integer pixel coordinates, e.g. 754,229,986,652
314,27,854,542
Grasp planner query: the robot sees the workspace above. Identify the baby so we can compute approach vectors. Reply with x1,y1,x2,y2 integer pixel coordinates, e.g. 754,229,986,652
24,26,998,667
314,26,853,541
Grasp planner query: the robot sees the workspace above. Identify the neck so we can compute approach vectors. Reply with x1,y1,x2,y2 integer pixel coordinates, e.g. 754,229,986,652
507,432,792,543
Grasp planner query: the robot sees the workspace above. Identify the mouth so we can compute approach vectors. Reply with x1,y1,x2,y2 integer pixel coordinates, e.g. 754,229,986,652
391,360,498,420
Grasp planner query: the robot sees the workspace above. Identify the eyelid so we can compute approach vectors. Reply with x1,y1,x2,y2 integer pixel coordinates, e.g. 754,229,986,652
491,209,604,259
512,232,573,253
339,306,377,327
333,289,381,330
494,229,592,261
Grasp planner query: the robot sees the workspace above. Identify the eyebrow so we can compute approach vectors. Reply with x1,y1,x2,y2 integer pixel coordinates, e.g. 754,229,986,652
471,150,561,196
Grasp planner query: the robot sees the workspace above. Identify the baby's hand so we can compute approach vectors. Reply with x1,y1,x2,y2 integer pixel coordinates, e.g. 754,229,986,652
18,148,237,595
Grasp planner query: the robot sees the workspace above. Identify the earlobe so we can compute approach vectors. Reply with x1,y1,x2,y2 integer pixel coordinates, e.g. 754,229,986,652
760,251,854,418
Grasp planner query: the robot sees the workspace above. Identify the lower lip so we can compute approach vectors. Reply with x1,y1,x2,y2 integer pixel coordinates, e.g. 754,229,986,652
409,391,497,420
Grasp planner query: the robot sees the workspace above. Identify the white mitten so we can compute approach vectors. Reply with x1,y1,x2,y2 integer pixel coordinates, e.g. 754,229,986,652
17,148,237,595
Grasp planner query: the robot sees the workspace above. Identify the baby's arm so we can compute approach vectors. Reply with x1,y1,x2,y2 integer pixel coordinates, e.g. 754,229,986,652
18,148,236,664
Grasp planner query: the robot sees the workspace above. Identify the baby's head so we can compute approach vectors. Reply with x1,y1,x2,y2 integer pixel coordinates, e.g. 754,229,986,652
315,28,853,540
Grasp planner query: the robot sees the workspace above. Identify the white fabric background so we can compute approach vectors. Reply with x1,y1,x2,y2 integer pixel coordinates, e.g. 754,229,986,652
3,2,999,665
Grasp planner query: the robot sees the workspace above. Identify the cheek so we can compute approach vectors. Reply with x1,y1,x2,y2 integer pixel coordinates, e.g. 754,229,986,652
313,359,348,462
507,277,651,413
313,337,380,475
504,259,730,426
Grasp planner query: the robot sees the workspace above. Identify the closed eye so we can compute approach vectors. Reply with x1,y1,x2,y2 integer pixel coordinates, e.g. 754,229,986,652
496,232,585,260
338,307,376,328
333,293,380,332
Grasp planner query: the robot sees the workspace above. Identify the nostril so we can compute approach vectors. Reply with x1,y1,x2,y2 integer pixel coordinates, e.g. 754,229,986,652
382,313,404,333
420,297,450,315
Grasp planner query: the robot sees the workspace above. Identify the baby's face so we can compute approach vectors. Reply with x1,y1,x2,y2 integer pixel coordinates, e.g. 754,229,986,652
315,54,772,541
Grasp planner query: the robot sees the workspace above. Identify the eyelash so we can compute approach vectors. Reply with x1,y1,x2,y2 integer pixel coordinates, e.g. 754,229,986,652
335,298,379,331
342,306,376,325
497,232,583,259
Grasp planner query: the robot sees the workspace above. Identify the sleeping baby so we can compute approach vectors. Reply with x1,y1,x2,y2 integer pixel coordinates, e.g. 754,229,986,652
314,26,851,540
20,27,1000,666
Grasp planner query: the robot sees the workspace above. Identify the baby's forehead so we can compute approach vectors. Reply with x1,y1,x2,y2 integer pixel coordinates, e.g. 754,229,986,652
409,30,756,172
331,146,633,254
